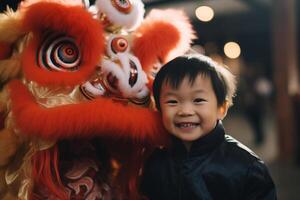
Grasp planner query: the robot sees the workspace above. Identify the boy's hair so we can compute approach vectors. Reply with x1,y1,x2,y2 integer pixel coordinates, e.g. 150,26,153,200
153,54,236,111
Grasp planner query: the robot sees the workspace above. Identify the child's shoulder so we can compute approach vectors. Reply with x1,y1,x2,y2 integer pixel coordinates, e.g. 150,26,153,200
222,135,275,194
221,134,262,166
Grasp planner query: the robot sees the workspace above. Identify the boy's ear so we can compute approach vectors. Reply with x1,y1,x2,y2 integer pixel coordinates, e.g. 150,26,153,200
218,101,229,120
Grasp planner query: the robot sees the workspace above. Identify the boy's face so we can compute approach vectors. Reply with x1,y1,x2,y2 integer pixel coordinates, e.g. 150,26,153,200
159,74,228,144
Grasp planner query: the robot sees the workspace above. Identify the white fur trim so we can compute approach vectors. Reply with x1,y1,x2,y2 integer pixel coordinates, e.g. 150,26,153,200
95,0,145,31
88,5,99,18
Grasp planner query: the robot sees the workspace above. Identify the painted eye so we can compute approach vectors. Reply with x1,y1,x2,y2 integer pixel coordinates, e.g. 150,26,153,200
111,37,128,54
38,34,81,72
129,60,138,87
111,0,132,14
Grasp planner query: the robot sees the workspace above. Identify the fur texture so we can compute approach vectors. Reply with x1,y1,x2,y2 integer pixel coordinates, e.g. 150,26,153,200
21,2,105,87
20,0,85,9
132,9,195,74
9,80,167,143
147,9,196,61
132,21,180,74
31,145,67,199
0,9,23,44
0,9,24,84
95,0,145,31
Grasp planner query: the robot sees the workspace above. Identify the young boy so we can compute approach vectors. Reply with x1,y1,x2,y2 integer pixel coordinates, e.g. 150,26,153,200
140,54,276,200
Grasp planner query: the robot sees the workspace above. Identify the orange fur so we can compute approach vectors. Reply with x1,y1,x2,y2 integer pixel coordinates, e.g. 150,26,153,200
21,2,104,87
9,80,167,144
132,21,180,74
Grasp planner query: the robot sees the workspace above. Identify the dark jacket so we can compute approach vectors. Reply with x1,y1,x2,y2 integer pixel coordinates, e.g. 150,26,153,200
140,121,276,200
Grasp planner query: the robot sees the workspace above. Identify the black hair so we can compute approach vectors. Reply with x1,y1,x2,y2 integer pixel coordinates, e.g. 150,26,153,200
153,54,235,111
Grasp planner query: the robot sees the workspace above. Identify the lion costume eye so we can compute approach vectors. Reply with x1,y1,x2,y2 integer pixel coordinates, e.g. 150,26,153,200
107,35,129,57
111,37,128,54
111,0,132,14
37,34,81,72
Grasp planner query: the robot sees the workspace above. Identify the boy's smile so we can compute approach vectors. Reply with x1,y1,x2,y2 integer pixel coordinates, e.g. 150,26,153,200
175,122,200,130
159,74,228,148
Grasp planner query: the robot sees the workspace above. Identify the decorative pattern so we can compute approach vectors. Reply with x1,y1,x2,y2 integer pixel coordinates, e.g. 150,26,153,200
37,33,81,72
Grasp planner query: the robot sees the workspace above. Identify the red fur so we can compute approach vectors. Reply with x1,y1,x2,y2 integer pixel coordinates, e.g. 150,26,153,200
132,21,180,74
105,141,148,200
0,42,11,59
9,80,168,144
21,2,104,87
32,145,67,199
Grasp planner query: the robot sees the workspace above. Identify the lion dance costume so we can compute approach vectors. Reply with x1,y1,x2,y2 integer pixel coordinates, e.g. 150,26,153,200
0,0,195,199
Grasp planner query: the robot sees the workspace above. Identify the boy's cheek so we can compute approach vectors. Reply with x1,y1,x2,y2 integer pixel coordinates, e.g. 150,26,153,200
161,114,172,129
162,113,171,126
162,112,174,125
161,106,175,116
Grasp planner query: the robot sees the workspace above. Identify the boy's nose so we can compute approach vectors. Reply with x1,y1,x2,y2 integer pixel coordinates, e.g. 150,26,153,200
177,104,195,116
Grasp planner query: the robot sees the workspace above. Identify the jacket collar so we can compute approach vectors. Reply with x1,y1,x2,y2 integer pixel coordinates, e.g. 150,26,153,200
170,120,225,160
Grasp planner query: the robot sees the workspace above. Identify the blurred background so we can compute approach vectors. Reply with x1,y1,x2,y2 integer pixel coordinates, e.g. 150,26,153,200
1,0,299,199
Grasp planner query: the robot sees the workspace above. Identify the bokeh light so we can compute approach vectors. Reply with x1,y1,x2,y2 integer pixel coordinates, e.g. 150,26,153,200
224,41,241,59
195,6,214,22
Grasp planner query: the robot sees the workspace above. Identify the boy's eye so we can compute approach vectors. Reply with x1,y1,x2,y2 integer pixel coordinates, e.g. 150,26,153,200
194,98,206,103
166,100,178,105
